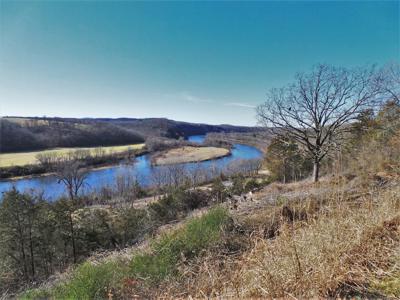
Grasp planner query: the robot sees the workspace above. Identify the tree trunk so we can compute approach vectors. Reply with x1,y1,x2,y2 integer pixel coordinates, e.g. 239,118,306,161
68,211,77,264
313,160,320,183
29,227,35,280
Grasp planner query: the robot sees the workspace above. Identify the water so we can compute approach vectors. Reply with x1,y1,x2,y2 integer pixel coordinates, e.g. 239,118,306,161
0,135,262,200
187,135,206,144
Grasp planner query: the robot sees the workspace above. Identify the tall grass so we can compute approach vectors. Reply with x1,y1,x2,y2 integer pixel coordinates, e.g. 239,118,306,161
130,206,229,282
160,182,400,298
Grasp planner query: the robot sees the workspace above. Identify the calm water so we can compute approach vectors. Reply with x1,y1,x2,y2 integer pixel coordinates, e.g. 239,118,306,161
0,135,262,200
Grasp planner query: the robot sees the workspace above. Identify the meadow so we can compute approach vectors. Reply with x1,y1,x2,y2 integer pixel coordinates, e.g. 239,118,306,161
153,146,230,165
0,144,145,167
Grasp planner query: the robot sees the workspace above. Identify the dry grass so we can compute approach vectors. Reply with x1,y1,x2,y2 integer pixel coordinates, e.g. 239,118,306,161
0,144,145,167
154,146,230,165
3,117,50,127
158,179,400,299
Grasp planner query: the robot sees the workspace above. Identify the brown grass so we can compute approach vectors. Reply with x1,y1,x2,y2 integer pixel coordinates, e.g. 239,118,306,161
156,179,400,299
154,146,230,165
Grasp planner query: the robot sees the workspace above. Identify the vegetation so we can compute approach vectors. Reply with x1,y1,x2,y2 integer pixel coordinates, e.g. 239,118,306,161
153,146,230,165
257,64,396,182
0,144,144,168
1,63,399,299
264,136,312,182
1,116,256,153
0,144,144,179
130,207,229,283
205,130,270,152
0,118,145,153
20,207,230,299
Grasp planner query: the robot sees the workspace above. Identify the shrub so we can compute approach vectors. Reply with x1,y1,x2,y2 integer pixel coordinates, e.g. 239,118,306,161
176,189,210,211
244,178,260,192
148,194,182,223
231,175,246,195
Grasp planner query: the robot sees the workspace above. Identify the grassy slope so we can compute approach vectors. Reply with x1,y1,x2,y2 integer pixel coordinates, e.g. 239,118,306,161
154,146,230,165
20,174,400,299
0,144,144,167
165,177,400,298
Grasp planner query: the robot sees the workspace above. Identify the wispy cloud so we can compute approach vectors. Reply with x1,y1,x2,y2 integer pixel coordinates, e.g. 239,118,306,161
180,92,214,104
174,92,256,109
224,102,256,109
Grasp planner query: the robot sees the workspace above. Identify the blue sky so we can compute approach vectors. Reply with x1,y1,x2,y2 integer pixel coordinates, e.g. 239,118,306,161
1,1,399,126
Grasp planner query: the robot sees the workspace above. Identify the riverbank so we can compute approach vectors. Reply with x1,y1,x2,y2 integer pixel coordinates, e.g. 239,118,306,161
0,146,147,180
0,142,263,199
152,146,231,165
205,131,272,153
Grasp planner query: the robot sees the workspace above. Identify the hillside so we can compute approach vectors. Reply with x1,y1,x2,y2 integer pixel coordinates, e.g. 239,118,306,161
8,100,399,299
0,117,260,153
17,174,400,299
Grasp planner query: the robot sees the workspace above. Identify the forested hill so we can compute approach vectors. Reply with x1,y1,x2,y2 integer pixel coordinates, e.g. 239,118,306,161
0,117,259,153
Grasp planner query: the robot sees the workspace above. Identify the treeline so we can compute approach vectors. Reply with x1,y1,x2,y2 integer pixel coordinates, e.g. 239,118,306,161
0,118,145,153
0,157,265,295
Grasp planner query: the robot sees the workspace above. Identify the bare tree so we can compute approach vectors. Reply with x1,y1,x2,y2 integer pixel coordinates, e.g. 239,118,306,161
257,64,383,182
54,158,88,263
55,159,88,201
186,163,206,189
36,152,60,169
151,166,170,195
165,164,187,189
379,63,400,103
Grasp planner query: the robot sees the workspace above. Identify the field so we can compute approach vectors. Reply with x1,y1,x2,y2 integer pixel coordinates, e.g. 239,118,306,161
0,144,145,167
154,146,230,165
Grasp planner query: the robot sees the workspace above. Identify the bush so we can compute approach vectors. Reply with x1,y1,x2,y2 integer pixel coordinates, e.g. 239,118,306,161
176,189,210,211
148,194,182,223
244,178,261,191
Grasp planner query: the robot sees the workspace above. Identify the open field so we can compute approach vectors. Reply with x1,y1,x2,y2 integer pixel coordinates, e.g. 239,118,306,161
154,146,230,165
0,144,145,167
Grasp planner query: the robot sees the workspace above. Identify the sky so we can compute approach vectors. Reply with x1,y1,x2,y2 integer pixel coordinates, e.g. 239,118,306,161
0,1,399,126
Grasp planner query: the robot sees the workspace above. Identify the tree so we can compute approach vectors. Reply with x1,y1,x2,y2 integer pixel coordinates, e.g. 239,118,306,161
55,159,88,201
379,63,400,104
55,159,88,264
257,64,383,182
0,189,38,281
265,136,312,183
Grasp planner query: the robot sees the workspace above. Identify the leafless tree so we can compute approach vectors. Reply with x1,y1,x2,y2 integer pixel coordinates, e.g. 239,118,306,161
257,64,384,182
55,159,88,201
379,63,400,103
54,158,88,263
93,147,106,158
186,163,206,189
36,152,60,168
114,171,142,205
165,164,187,188
151,166,170,195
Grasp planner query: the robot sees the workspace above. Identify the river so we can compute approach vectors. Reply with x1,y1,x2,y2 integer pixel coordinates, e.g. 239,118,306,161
0,135,262,200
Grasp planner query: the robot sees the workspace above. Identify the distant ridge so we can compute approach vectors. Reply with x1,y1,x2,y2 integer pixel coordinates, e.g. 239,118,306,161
0,116,260,153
